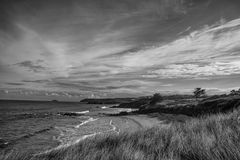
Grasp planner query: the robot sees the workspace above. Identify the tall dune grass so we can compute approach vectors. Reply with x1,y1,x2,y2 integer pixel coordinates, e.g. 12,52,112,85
3,109,240,160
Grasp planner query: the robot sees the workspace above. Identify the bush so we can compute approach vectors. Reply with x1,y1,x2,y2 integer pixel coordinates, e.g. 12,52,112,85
149,93,163,105
118,111,128,115
230,89,240,96
193,88,206,101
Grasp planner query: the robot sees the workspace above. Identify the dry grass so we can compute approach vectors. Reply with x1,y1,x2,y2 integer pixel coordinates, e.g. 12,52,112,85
3,109,240,160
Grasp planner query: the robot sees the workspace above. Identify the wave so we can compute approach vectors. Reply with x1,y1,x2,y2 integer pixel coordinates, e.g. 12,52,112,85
75,110,90,114
101,106,108,109
75,133,97,143
0,138,9,148
75,117,98,128
109,120,120,135
76,119,120,142
2,127,54,149
118,108,136,113
40,132,97,155
40,119,120,155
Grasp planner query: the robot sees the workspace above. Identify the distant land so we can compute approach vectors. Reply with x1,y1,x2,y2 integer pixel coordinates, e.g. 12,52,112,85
80,98,138,104
80,95,194,105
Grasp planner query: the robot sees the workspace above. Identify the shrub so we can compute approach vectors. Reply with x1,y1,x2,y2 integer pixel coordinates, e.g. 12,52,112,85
193,88,206,101
118,111,128,115
230,89,240,96
149,93,163,106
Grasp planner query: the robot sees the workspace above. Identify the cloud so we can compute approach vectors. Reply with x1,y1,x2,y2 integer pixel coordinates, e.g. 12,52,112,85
22,79,51,83
4,17,240,97
1,0,240,99
0,88,84,100
149,61,240,79
5,82,25,86
96,18,240,78
15,60,46,73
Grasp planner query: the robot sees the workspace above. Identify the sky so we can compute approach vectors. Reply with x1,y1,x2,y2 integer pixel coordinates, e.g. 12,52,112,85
0,0,240,101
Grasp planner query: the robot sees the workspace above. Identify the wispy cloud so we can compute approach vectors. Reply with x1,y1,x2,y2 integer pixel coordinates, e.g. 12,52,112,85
97,18,240,78
15,60,46,73
5,82,25,86
149,61,240,79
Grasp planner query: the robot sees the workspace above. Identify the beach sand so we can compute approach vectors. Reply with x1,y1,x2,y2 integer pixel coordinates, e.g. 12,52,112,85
40,107,168,154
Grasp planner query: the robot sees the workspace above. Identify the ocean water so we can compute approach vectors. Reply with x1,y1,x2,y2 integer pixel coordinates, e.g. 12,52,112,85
0,100,116,155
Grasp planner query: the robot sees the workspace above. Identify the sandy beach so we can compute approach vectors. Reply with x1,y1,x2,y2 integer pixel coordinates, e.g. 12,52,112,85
38,108,166,155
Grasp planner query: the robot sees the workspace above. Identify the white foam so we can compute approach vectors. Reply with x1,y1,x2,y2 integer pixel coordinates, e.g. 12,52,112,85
75,110,90,114
75,117,98,128
118,108,135,113
39,119,120,155
75,133,97,143
75,120,120,143
109,120,120,134
38,130,97,155
101,106,108,109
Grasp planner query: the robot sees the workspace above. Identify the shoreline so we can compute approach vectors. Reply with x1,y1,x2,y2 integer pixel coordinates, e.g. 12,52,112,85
2,106,165,156
46,113,163,152
41,116,121,155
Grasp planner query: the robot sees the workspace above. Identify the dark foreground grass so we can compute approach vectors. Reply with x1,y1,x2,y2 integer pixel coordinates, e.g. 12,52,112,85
3,109,240,160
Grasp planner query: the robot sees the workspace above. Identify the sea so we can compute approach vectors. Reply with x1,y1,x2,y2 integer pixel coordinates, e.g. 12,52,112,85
0,100,121,155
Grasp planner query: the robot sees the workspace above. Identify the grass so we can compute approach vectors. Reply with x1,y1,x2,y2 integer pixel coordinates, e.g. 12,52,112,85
136,95,240,117
3,108,240,160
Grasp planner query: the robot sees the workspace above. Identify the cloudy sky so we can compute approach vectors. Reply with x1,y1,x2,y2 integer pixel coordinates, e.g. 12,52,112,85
0,0,240,100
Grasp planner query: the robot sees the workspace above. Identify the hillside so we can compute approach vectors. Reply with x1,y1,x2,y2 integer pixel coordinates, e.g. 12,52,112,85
138,95,240,116
114,95,240,117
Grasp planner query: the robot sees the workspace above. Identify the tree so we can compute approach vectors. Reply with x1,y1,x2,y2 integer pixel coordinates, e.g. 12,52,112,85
149,93,163,105
230,89,240,96
193,88,206,101
230,90,237,95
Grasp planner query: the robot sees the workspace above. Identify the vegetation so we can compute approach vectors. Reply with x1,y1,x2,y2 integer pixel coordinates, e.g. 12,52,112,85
115,96,151,109
115,93,163,109
149,93,163,106
3,108,240,160
230,88,240,96
193,87,206,101
103,95,194,109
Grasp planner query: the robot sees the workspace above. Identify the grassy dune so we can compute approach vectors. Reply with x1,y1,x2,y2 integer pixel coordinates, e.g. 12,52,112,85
4,108,240,160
